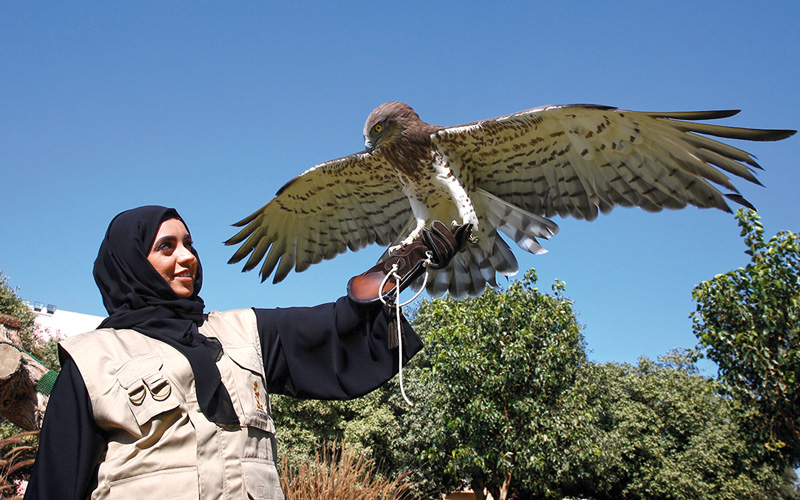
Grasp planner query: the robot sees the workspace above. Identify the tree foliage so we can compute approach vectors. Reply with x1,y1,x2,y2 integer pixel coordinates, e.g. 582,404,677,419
0,271,60,371
692,210,800,460
0,272,36,342
411,270,590,500
271,390,401,470
574,351,797,500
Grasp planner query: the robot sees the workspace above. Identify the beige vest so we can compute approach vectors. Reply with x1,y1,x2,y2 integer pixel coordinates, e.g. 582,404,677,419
60,308,285,500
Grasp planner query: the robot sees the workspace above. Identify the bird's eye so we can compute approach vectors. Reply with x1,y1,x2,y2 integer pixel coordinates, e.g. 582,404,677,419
373,124,383,134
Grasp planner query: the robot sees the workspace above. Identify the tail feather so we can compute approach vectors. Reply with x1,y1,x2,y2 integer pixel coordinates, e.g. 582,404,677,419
487,234,519,276
476,188,559,255
423,231,517,298
427,266,452,297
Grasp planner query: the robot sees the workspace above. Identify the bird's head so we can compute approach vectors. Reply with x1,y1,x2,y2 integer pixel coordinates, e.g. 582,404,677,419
363,102,420,153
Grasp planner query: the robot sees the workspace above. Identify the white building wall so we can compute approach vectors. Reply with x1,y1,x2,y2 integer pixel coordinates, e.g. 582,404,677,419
30,305,103,340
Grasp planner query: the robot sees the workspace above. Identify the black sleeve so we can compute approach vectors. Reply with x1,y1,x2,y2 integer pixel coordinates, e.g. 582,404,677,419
255,296,422,399
24,355,107,500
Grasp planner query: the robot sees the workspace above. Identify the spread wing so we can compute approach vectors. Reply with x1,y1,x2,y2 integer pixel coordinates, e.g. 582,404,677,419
226,152,412,283
433,104,795,221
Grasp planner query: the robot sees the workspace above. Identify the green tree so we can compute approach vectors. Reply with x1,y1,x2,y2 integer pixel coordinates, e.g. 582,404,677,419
410,270,590,500
271,390,402,471
574,351,797,500
0,272,36,343
0,271,60,371
692,210,800,460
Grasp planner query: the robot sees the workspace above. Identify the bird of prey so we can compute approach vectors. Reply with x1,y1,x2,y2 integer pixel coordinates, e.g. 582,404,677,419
226,102,795,298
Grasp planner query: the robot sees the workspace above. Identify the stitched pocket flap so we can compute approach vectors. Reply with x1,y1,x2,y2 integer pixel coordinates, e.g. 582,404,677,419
116,353,179,426
224,344,264,376
117,353,163,389
241,458,284,500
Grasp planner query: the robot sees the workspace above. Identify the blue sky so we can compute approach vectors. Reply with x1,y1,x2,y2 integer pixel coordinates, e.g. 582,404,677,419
2,2,798,367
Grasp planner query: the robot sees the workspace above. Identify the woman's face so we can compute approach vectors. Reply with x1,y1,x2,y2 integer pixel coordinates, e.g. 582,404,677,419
147,218,198,298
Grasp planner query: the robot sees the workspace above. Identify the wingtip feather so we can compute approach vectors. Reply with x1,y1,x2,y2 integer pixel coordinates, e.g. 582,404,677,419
725,193,756,211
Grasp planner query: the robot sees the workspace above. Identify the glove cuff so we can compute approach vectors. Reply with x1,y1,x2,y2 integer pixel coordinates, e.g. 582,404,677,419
346,221,473,304
347,241,430,304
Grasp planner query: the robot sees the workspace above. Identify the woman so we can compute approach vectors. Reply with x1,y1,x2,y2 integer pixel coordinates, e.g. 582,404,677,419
24,205,461,500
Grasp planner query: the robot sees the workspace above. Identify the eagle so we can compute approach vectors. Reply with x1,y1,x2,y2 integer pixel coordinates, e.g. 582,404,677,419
226,102,795,298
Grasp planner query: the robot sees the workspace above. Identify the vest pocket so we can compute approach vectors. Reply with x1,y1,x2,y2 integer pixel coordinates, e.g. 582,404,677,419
241,458,284,500
116,353,180,426
108,466,199,498
225,344,276,434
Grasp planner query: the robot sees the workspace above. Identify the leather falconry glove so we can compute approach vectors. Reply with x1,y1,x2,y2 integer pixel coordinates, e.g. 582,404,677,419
347,221,473,304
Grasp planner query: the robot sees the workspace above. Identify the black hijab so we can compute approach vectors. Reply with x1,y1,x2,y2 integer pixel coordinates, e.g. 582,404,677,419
93,205,238,425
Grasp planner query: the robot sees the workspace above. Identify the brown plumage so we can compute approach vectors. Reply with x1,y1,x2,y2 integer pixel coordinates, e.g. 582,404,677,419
363,102,440,181
227,101,795,298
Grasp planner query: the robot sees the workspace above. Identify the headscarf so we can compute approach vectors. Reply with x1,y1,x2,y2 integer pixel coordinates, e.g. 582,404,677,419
93,205,238,425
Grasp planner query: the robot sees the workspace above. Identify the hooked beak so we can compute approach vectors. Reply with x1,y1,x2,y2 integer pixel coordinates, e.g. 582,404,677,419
364,139,374,154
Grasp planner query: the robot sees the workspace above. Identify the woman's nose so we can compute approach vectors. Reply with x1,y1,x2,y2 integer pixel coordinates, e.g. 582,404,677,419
176,245,196,265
